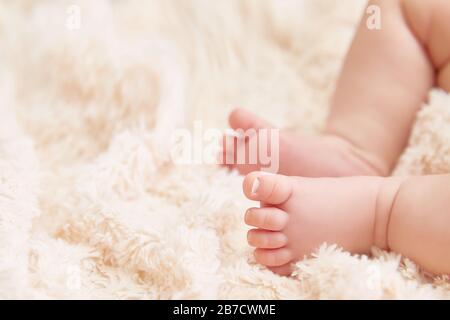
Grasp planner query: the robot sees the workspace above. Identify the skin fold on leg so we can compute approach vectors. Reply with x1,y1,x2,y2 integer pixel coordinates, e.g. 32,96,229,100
386,175,450,275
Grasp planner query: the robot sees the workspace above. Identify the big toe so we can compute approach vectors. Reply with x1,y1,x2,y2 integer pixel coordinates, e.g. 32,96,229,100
243,172,293,205
229,108,273,131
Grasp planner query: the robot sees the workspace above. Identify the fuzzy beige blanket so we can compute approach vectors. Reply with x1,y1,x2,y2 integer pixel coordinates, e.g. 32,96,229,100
1,0,450,299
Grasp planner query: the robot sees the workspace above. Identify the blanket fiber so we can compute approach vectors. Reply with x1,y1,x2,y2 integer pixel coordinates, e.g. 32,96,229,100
1,0,450,299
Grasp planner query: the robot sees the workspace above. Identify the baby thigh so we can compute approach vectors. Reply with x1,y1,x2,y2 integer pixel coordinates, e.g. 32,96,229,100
402,0,450,91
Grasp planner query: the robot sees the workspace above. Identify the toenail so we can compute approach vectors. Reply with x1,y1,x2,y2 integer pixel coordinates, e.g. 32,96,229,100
244,209,251,223
251,178,260,195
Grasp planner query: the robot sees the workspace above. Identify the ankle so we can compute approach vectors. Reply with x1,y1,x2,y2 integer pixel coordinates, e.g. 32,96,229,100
323,133,391,176
373,177,406,250
348,141,391,177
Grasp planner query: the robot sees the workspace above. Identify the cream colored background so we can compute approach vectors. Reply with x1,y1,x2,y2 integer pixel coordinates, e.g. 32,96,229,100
0,0,449,299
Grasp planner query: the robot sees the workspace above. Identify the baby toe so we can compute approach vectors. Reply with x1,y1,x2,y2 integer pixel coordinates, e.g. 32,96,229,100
245,207,289,231
229,108,273,131
268,264,293,276
247,229,288,249
254,248,293,267
243,172,293,205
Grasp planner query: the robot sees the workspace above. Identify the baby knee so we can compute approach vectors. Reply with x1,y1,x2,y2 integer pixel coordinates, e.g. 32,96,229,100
402,0,450,64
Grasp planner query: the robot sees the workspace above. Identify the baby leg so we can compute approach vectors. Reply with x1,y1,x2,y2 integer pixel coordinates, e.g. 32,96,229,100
327,0,438,175
328,0,450,173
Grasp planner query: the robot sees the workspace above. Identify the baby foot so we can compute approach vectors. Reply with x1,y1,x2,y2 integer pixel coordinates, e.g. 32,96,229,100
243,172,397,276
222,108,388,177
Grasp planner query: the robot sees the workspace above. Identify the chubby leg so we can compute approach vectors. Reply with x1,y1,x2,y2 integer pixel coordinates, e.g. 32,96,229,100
326,0,436,174
243,172,450,276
